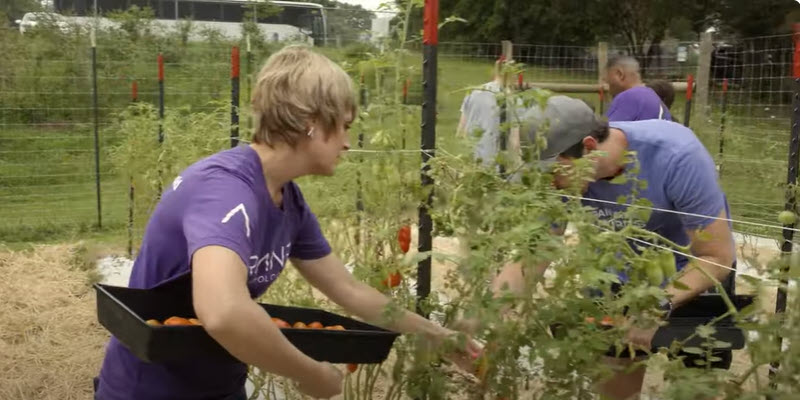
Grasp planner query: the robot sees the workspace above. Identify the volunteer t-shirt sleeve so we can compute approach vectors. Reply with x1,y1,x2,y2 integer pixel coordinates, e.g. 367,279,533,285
183,174,256,268
290,189,332,260
665,146,726,230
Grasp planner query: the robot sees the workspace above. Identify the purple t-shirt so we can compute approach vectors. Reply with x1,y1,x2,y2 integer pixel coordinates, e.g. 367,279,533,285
96,145,331,400
606,86,672,122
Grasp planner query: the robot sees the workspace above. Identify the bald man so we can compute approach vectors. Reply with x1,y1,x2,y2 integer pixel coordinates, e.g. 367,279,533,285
604,56,672,122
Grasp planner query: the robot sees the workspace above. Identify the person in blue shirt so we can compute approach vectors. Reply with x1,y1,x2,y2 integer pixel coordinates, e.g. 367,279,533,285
492,96,735,399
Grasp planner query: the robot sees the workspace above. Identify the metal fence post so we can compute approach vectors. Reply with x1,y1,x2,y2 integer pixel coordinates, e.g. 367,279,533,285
772,24,800,381
355,75,367,246
158,53,165,143
128,80,138,258
684,74,694,127
246,35,253,135
402,78,409,150
598,86,605,115
417,0,438,318
156,53,165,199
717,78,729,175
90,28,102,229
695,32,713,120
231,46,240,148
598,41,608,103
498,42,513,178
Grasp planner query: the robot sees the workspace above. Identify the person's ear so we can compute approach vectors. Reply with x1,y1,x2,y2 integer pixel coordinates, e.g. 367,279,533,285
616,68,625,81
582,136,598,154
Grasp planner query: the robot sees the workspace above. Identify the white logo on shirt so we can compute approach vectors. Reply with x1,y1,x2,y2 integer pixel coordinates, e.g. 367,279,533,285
221,203,251,238
248,243,292,284
594,207,647,230
172,176,183,190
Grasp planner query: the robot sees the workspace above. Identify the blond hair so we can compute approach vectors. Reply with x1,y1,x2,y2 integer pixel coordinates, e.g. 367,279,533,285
251,45,356,147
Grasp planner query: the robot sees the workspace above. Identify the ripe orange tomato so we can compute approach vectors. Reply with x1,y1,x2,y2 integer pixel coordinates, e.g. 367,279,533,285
600,315,615,327
346,363,358,373
308,321,324,329
325,325,345,331
163,316,193,326
293,321,308,329
271,317,290,328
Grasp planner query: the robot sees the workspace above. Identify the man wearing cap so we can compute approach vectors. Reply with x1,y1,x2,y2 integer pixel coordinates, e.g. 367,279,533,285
492,95,735,399
605,56,672,122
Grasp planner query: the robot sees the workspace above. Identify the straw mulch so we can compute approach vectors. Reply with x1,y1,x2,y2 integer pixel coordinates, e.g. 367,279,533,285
0,244,109,400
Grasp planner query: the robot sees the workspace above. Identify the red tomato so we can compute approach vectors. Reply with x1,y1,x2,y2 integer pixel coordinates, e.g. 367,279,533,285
381,272,402,288
600,315,615,327
397,225,411,253
346,363,358,373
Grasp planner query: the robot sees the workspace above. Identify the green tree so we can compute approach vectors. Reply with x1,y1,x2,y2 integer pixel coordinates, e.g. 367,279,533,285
591,0,685,70
435,0,599,44
718,0,798,37
319,1,375,42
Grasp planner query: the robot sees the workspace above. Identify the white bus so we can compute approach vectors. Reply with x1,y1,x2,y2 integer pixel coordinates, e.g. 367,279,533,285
41,0,327,44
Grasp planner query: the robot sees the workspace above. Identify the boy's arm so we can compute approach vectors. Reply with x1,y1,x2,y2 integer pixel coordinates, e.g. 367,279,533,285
292,253,482,367
192,246,342,397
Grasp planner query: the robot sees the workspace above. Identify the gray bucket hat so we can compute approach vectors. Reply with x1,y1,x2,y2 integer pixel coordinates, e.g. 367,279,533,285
521,95,606,165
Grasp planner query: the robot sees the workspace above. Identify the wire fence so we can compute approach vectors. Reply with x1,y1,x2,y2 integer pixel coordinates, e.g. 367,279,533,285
0,19,796,243
704,34,795,232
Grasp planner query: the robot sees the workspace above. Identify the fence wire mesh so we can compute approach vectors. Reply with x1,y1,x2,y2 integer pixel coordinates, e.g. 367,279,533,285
704,34,794,234
0,17,796,243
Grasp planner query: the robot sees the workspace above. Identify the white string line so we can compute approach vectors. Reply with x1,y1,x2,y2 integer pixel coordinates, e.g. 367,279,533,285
347,149,431,154
550,192,800,234
592,223,742,274
717,157,787,166
0,190,126,200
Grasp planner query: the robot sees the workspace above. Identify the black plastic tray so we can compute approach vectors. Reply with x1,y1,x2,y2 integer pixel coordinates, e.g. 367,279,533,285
650,294,753,350
601,294,754,357
94,274,400,364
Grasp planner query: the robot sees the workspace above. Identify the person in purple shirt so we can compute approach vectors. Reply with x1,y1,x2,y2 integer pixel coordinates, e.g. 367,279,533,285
604,56,672,122
95,45,481,400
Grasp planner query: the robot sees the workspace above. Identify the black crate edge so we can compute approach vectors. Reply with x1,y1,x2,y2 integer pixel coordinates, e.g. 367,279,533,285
94,280,400,365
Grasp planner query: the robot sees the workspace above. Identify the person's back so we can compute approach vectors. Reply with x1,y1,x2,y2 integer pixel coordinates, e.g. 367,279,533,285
584,119,732,273
459,80,503,166
604,56,672,122
606,86,672,122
